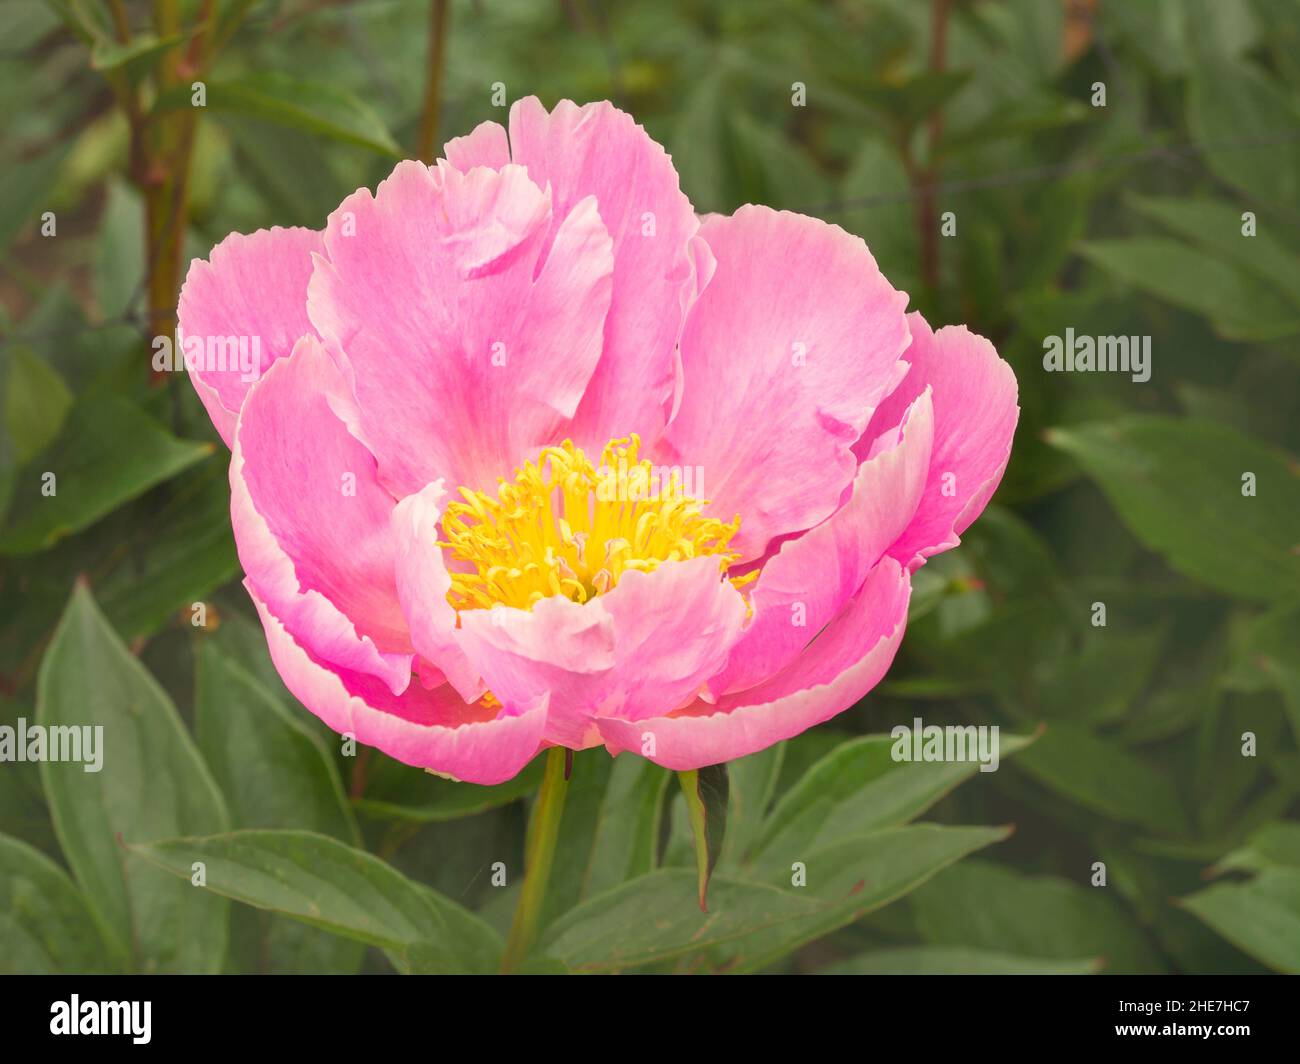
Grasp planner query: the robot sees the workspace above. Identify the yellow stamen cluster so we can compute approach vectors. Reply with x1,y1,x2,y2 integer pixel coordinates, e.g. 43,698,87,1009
440,436,754,612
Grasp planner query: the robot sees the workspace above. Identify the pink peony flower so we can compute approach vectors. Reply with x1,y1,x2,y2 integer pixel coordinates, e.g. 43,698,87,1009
179,98,1018,785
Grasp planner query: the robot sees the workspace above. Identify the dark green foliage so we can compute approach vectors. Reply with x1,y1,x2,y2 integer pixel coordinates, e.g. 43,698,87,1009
1,0,1297,974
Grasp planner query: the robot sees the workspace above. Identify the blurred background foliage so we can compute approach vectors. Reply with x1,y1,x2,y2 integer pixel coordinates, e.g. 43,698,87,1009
1,0,1298,974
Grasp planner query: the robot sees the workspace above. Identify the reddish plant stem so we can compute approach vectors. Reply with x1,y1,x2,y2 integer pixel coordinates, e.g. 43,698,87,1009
350,747,373,800
139,0,224,366
916,0,950,292
415,0,451,163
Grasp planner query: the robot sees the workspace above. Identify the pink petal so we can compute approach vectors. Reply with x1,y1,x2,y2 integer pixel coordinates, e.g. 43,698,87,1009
390,480,487,703
506,97,705,447
659,205,911,559
307,159,614,496
593,560,748,723
866,312,1019,569
457,556,748,748
178,226,323,446
250,587,546,785
231,336,412,694
597,557,910,770
711,389,933,696
457,594,614,750
443,120,510,170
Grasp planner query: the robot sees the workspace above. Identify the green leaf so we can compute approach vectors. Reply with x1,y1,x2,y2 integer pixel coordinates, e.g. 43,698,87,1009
1099,844,1267,975
669,68,829,214
670,69,735,214
1214,821,1300,875
209,605,296,706
94,182,146,320
45,0,114,46
910,860,1167,973
1079,237,1300,341
718,745,783,869
162,73,402,157
1233,604,1300,746
678,764,728,911
752,731,1035,868
0,396,214,555
839,140,918,295
857,70,971,136
1186,55,1300,211
539,869,822,972
0,832,122,973
195,642,359,844
4,345,72,467
1180,869,1300,974
1190,692,1287,841
94,459,239,640
725,111,829,212
942,93,1088,155
581,757,670,900
1126,194,1300,310
222,116,348,229
355,757,544,823
0,699,58,859
1016,722,1189,834
1183,0,1262,60
0,145,67,257
211,0,260,50
195,642,366,973
36,583,230,972
725,824,1010,973
131,829,502,973
1253,0,1300,82
1046,416,1300,604
1011,176,1092,294
1036,625,1167,724
90,32,184,78
225,899,363,976
5,1,60,50
819,946,1099,975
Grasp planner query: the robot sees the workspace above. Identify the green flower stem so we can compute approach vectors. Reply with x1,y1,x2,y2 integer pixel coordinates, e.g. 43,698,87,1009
500,747,570,972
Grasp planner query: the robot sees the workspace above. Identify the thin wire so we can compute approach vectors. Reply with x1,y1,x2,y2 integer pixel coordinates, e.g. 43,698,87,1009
3,128,1299,353
795,130,1300,217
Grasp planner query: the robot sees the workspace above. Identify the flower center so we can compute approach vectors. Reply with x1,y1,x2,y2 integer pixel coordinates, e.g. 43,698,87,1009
440,435,754,611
